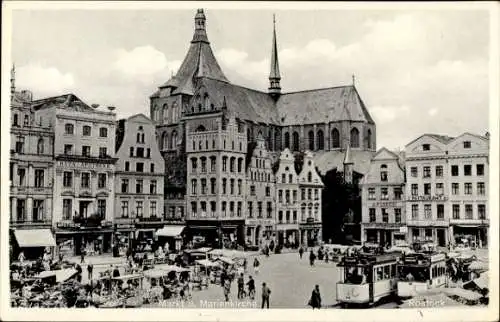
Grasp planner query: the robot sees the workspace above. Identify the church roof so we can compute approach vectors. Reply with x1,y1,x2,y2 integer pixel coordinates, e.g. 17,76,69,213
195,78,280,124
277,85,375,126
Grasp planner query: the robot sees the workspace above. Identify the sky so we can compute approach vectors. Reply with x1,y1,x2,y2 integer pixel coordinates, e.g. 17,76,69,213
10,7,490,150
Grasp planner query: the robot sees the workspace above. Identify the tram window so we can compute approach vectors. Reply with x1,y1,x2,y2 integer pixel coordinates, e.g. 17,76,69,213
391,264,397,277
383,266,391,279
376,267,383,281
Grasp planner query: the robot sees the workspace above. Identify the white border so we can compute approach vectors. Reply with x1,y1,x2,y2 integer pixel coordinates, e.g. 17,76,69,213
1,1,499,321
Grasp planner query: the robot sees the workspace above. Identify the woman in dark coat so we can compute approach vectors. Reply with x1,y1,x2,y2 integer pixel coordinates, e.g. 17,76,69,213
309,285,322,309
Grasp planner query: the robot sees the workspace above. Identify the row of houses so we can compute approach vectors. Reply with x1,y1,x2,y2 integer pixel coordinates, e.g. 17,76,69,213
361,133,489,248
9,81,325,257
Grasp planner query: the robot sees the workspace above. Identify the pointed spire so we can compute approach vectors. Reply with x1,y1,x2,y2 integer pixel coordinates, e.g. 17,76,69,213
11,64,16,94
352,74,356,86
344,145,353,165
192,9,209,43
268,13,281,98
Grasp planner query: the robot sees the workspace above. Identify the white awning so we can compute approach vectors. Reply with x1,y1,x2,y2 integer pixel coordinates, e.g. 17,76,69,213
14,229,56,248
155,225,185,237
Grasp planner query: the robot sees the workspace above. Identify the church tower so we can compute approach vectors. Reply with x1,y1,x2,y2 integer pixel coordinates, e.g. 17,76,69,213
268,14,281,100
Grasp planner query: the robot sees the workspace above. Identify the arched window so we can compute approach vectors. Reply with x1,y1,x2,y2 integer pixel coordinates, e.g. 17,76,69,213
284,132,290,149
367,129,372,149
331,128,340,148
317,130,324,150
37,138,44,154
247,128,252,142
163,104,168,123
204,93,209,110
274,130,281,151
307,171,312,182
171,130,177,150
350,127,360,148
171,102,177,123
308,130,314,151
162,132,169,150
292,132,300,151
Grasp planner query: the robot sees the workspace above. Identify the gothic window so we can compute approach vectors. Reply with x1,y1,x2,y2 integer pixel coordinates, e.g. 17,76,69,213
331,128,340,148
308,171,312,182
350,127,360,148
162,132,169,150
163,104,168,123
247,128,252,142
308,130,314,151
171,130,177,150
292,132,299,151
274,130,281,151
367,129,372,149
284,132,290,149
204,93,209,110
171,102,177,123
317,129,324,150
37,138,44,154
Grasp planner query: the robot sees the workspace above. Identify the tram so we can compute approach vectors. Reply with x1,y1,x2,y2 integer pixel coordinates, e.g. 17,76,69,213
336,251,401,306
396,252,447,298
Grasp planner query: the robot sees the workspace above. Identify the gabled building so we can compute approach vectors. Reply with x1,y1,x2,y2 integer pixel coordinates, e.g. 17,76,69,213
298,151,324,246
360,147,406,246
33,94,117,256
149,9,377,246
245,134,276,246
9,66,56,258
275,148,300,247
114,114,166,247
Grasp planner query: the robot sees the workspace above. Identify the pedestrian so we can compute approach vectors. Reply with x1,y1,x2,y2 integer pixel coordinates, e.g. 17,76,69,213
261,282,271,309
75,264,83,283
309,250,316,267
246,275,255,300
243,258,248,272
220,269,226,287
80,246,86,264
18,251,25,264
223,279,231,301
324,252,329,263
112,265,120,278
87,264,94,282
299,246,304,259
308,285,322,309
253,258,260,275
237,273,245,299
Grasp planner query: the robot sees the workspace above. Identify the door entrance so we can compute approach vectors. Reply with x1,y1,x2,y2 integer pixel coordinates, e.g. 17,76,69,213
437,229,446,247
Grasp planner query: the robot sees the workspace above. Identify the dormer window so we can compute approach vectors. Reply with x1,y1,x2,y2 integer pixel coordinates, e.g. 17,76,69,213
422,144,430,151
380,164,388,182
463,141,471,149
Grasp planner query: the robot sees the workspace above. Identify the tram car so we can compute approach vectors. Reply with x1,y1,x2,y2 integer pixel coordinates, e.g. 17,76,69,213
336,251,401,306
396,252,447,298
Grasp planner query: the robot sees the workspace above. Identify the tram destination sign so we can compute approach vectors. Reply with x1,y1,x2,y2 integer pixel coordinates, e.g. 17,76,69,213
406,195,447,202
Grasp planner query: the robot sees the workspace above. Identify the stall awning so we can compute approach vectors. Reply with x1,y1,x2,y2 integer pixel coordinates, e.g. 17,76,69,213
156,225,185,237
14,229,56,248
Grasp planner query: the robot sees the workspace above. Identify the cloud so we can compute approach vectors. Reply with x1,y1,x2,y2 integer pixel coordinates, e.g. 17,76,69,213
113,46,181,77
16,64,75,95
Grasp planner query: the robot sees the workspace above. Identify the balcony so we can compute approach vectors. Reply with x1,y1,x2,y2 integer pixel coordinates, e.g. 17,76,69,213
406,220,449,227
137,216,165,224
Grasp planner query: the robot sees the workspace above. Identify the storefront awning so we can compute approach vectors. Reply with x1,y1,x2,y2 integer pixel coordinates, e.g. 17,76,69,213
14,229,56,248
156,225,185,237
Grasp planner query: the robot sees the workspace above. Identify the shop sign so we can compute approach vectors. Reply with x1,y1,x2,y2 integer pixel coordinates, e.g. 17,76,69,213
246,219,273,226
400,226,408,233
372,201,401,207
406,195,447,202
116,224,135,229
57,160,112,170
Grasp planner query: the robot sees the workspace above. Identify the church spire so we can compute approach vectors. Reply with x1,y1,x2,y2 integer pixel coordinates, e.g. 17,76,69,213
192,8,209,43
196,45,205,78
268,14,281,99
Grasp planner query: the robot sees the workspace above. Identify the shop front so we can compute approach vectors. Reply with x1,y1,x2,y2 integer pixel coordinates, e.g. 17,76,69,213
245,219,274,246
407,225,449,247
186,220,245,248
55,221,113,256
155,225,186,252
276,223,299,248
451,223,488,248
299,221,322,247
12,228,57,260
